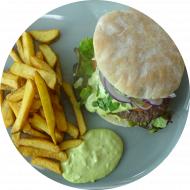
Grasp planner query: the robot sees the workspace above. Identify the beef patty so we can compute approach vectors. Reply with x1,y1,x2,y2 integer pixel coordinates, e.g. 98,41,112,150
117,99,171,123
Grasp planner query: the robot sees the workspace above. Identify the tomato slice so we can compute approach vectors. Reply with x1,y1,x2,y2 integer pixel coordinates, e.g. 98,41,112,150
93,54,97,71
133,103,150,112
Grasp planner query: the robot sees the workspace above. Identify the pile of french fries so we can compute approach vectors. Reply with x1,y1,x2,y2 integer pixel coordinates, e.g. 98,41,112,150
1,30,87,174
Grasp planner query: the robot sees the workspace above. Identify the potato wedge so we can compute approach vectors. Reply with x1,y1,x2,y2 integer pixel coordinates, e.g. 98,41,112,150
30,29,60,44
49,90,62,110
28,113,64,143
11,79,36,134
36,50,44,60
17,146,26,153
0,84,13,90
12,132,21,148
18,98,42,111
20,78,27,86
38,44,57,68
22,31,35,66
59,139,83,150
66,122,79,139
18,137,60,153
10,62,57,89
35,72,56,144
1,98,15,128
39,106,45,118
0,90,3,106
62,82,87,136
16,37,25,62
23,147,67,162
8,101,31,133
55,59,63,82
31,156,62,174
1,72,20,89
10,48,22,62
27,128,51,140
53,104,68,132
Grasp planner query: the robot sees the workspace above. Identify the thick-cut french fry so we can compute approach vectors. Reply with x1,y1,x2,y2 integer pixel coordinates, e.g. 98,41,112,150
23,147,68,162
17,146,26,153
30,56,61,85
12,132,21,148
0,90,3,106
55,59,63,82
39,106,45,118
27,128,51,140
7,85,26,102
1,72,20,89
49,90,62,110
28,113,64,143
11,79,36,134
66,122,79,139
30,30,60,44
59,139,83,150
1,99,15,128
8,101,31,133
0,84,13,90
10,62,57,89
53,104,68,132
17,98,42,111
62,82,87,136
16,37,25,62
34,94,40,99
36,50,44,60
22,31,35,66
10,48,22,62
35,72,56,144
20,78,27,86
18,137,61,153
38,44,57,68
31,156,62,174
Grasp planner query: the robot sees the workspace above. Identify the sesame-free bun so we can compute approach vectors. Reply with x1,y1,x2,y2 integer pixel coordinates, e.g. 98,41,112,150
94,9,184,99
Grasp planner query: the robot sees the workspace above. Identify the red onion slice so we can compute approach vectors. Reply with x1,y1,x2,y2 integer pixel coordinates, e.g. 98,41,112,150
99,71,105,86
141,98,163,107
165,93,176,98
103,76,131,103
130,98,152,110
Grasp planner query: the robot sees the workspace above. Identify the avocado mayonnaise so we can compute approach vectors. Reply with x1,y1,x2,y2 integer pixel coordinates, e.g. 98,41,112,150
61,128,123,183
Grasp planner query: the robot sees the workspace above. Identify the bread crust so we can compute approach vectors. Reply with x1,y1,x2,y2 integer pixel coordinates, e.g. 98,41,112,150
94,9,184,99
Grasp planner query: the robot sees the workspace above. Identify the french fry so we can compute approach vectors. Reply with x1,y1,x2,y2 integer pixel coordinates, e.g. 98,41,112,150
30,56,62,85
1,98,15,128
18,137,61,153
1,72,20,89
10,62,57,89
35,72,56,144
8,101,31,133
36,50,44,60
17,98,42,111
66,122,79,139
17,146,26,154
16,37,25,62
23,147,67,162
31,156,62,174
38,44,57,68
22,31,35,66
49,90,62,110
10,48,22,62
54,59,63,95
27,128,51,140
0,84,13,90
7,85,26,102
54,84,61,96
20,78,27,86
12,132,21,148
53,104,68,132
30,29,60,44
0,90,3,106
34,94,40,99
62,82,87,136
59,139,83,150
39,107,45,118
28,113,64,143
11,79,36,134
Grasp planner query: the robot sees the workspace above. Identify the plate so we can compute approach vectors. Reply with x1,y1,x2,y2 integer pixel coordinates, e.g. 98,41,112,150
4,1,189,189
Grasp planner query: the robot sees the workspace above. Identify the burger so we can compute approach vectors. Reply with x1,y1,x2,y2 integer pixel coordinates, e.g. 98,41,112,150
73,9,184,134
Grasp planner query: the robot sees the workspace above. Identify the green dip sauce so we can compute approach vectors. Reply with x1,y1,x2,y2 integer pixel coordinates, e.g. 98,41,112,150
61,129,123,183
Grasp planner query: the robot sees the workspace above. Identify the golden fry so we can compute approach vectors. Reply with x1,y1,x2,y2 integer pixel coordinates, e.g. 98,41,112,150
53,104,68,132
59,139,83,150
22,31,35,66
49,90,62,110
23,147,67,162
30,29,60,44
7,85,26,102
31,156,62,174
0,84,13,90
39,106,45,118
66,122,79,139
11,79,36,134
17,98,42,111
38,44,57,68
55,59,63,82
62,82,87,136
0,90,3,106
1,72,20,89
16,37,25,62
10,48,22,62
27,128,51,140
35,72,56,144
17,146,26,154
12,132,21,148
10,62,57,89
36,50,44,60
18,137,61,153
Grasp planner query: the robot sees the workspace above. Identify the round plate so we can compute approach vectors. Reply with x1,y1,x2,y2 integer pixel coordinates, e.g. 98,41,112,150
4,1,189,189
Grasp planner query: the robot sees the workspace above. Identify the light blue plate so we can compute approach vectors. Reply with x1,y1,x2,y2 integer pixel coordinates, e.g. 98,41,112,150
4,1,189,189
